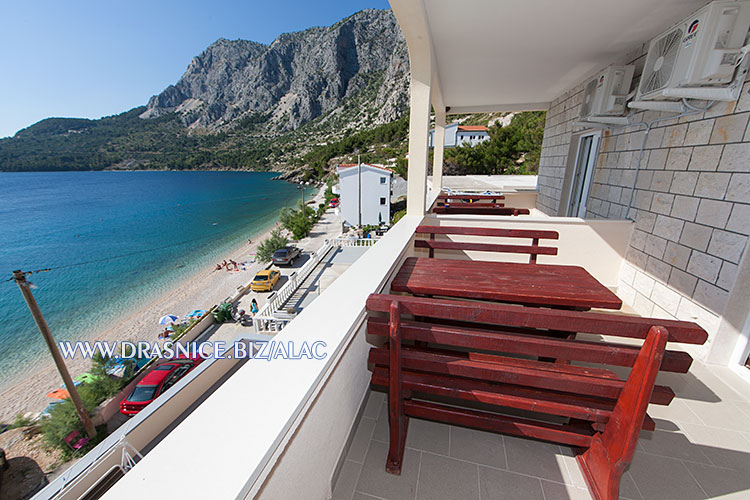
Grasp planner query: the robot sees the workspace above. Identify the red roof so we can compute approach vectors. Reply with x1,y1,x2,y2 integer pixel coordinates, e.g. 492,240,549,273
338,163,393,173
457,125,488,132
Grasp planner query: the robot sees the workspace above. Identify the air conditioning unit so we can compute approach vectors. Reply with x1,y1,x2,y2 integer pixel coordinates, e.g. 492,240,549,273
579,66,635,121
635,0,750,102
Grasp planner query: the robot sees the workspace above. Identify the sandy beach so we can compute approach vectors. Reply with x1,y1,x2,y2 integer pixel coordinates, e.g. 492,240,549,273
0,187,328,423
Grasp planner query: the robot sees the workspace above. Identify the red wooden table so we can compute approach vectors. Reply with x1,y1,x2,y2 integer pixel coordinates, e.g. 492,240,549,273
391,257,622,310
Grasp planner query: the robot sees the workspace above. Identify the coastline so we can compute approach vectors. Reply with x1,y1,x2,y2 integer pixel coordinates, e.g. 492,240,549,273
0,198,302,422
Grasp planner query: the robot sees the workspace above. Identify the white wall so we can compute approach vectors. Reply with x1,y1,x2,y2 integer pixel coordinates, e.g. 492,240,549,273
339,166,391,226
456,131,490,147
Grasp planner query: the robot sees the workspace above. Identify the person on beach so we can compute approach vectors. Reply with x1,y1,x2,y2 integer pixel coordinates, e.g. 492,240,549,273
250,298,259,316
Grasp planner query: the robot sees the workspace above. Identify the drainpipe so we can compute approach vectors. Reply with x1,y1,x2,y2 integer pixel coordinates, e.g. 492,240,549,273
623,99,715,220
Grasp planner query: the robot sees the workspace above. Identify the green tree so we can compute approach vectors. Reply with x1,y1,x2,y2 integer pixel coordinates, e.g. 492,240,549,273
280,203,316,240
445,111,546,175
257,227,289,262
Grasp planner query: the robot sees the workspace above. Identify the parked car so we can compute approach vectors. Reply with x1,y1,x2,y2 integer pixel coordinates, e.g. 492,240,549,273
329,198,339,208
120,356,203,416
272,246,302,266
250,269,281,292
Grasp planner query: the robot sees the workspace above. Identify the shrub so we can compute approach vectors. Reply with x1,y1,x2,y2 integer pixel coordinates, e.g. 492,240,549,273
280,204,316,240
11,413,34,429
257,227,289,262
39,384,107,457
391,209,406,224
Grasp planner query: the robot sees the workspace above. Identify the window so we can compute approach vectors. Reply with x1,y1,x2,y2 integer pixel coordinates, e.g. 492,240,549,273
380,197,386,205
566,133,600,217
380,177,387,184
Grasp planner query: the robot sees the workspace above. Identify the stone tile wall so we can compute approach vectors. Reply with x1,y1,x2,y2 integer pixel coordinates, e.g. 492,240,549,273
537,44,750,337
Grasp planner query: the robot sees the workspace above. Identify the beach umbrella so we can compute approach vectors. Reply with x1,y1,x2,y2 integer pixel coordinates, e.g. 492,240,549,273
186,309,206,318
158,314,179,325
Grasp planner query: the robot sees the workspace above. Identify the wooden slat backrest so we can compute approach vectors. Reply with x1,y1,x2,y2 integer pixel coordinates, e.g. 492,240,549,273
366,317,694,372
432,206,531,216
438,193,506,201
366,294,708,345
415,225,558,262
417,226,559,239
436,202,506,208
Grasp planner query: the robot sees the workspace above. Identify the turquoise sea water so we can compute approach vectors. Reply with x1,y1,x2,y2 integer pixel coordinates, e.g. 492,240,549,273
0,171,302,390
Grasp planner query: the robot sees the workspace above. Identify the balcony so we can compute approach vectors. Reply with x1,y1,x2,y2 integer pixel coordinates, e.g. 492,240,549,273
90,192,750,500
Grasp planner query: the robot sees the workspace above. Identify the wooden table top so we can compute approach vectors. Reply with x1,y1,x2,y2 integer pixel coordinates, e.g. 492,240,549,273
391,257,622,310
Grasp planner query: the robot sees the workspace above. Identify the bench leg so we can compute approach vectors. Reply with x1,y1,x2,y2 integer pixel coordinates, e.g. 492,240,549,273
386,301,409,475
577,326,668,500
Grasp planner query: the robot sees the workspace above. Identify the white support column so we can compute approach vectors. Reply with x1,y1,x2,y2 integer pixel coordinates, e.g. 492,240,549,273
406,77,432,216
432,108,446,193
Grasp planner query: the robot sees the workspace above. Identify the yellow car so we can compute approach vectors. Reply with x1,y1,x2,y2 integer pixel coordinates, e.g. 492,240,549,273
250,270,281,292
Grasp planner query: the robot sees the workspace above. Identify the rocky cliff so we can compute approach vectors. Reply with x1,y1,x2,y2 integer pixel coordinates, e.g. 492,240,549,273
140,9,409,132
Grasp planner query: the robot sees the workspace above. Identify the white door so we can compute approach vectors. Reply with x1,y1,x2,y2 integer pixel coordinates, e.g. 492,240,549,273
567,133,600,217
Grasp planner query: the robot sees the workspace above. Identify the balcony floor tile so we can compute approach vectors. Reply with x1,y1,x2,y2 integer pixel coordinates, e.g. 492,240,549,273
478,465,545,500
416,452,479,500
448,425,507,469
335,359,750,500
356,440,420,500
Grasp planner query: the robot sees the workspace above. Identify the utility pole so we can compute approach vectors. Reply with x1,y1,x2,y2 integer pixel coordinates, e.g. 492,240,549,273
299,183,305,207
13,270,96,438
357,154,362,227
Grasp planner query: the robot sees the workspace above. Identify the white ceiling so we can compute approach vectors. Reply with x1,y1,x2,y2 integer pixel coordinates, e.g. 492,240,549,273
396,0,711,113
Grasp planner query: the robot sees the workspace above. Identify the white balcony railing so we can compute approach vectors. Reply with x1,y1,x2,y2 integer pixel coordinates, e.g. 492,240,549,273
253,239,334,332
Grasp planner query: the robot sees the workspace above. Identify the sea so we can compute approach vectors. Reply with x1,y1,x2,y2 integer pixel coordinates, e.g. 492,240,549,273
0,171,303,390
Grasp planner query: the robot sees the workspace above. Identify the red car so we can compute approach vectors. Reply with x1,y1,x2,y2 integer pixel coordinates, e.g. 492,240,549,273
120,356,203,416
329,198,339,208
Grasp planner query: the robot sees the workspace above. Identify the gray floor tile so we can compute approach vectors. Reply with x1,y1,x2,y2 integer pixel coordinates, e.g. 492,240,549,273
332,460,364,500
556,447,587,489
682,461,750,500
356,440,420,500
683,399,750,432
637,428,712,464
478,465,545,500
449,425,506,469
627,452,706,500
373,407,389,443
681,423,750,473
619,472,643,500
348,417,377,463
733,400,750,419
352,493,385,500
405,418,450,455
644,398,703,427
416,452,479,500
540,481,593,500
503,435,570,483
364,391,386,419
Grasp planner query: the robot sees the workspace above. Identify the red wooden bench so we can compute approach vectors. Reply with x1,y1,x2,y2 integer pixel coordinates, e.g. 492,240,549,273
366,294,707,500
437,193,506,203
415,225,558,263
432,205,531,215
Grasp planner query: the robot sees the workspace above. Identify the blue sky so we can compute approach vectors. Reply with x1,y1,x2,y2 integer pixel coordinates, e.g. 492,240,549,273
0,0,390,138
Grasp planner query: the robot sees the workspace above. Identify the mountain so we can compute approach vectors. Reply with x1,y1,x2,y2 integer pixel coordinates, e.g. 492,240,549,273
142,9,409,131
0,9,410,176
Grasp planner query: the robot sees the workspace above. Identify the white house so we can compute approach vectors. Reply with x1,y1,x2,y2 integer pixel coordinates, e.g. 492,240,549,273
429,123,489,148
336,163,391,226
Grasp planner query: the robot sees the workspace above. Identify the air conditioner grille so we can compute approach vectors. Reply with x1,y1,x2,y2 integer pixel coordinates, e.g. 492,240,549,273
641,28,683,95
580,79,597,117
